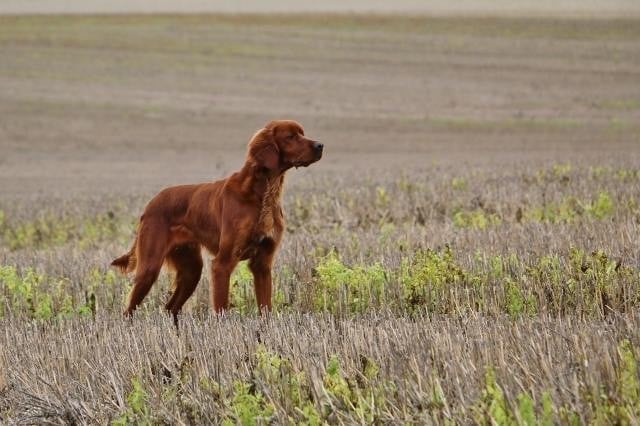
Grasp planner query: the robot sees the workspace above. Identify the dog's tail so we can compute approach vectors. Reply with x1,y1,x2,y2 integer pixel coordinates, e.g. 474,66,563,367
111,238,138,274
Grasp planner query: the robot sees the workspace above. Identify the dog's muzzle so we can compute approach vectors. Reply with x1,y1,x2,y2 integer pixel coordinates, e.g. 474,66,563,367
313,142,323,160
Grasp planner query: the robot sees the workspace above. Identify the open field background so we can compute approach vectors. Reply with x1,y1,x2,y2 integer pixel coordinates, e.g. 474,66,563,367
1,13,640,424
1,14,639,197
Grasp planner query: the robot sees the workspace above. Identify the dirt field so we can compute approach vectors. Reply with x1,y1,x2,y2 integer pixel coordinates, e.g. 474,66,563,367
1,14,639,198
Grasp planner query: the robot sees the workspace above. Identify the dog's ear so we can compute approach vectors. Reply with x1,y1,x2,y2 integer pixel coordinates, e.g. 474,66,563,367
254,142,280,172
248,127,280,172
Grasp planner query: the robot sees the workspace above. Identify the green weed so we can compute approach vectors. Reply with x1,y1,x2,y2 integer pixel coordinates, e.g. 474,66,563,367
451,177,467,190
400,246,465,312
112,377,153,426
0,210,131,250
313,250,386,314
322,355,387,424
452,208,501,229
223,381,275,426
0,265,102,319
524,191,615,223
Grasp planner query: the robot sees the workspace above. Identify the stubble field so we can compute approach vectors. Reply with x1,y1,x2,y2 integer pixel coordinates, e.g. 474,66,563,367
1,13,640,424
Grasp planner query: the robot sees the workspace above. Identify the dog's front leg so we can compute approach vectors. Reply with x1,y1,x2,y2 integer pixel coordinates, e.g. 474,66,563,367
210,251,239,314
249,250,275,314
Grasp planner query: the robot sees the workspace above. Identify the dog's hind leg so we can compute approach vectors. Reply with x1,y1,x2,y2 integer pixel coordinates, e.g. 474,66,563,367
124,219,169,316
164,243,203,323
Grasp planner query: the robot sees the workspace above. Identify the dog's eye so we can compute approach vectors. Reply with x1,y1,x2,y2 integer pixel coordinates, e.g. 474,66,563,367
287,133,296,140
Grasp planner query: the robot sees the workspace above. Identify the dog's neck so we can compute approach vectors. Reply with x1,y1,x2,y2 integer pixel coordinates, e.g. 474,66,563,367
235,163,285,235
257,173,284,235
236,162,285,194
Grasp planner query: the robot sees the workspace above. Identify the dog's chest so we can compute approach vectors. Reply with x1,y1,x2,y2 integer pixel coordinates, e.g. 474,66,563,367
256,206,281,238
240,205,283,260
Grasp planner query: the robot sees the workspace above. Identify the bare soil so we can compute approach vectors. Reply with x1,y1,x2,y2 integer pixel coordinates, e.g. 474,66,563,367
0,14,639,199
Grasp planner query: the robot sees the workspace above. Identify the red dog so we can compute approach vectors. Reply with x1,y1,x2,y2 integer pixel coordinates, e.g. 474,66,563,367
111,120,323,318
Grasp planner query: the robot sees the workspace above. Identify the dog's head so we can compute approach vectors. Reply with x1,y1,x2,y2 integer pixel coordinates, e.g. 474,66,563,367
247,120,323,174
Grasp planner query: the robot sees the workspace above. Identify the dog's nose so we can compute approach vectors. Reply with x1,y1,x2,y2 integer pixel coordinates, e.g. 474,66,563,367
313,142,324,152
